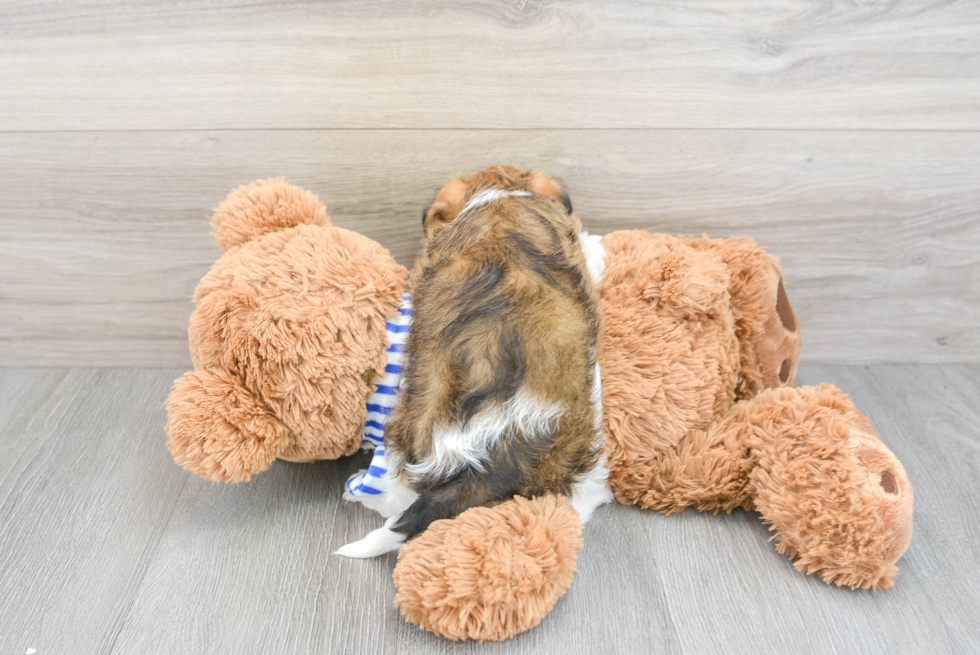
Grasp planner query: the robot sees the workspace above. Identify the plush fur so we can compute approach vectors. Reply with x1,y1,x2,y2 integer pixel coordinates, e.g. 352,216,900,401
393,495,582,642
212,176,328,251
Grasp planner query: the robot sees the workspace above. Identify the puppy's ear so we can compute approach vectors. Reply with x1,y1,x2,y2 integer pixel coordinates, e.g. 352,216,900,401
423,177,467,239
557,189,573,215
423,202,456,239
528,172,573,215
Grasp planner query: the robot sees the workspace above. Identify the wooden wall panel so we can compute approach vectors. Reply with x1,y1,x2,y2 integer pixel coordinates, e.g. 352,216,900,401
1,129,976,366
1,0,978,130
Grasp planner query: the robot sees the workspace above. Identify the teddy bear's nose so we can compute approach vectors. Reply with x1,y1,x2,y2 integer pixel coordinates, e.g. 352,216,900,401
880,470,898,494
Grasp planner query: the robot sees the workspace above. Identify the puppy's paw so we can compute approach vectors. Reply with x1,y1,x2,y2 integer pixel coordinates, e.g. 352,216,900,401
336,519,406,559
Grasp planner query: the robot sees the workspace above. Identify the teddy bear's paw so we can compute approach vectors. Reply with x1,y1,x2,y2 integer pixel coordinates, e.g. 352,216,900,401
212,178,328,251
166,369,290,482
392,495,582,642
749,385,913,590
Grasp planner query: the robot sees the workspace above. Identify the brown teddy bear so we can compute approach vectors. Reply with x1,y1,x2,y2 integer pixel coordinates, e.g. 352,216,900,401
166,178,406,480
166,178,913,642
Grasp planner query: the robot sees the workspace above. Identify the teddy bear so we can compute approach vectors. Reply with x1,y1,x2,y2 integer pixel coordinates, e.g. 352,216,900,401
166,178,406,480
166,178,913,642
595,230,912,591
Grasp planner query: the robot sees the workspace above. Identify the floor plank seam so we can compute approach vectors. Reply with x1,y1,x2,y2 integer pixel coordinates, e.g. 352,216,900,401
0,370,72,513
104,470,191,655
2,127,980,135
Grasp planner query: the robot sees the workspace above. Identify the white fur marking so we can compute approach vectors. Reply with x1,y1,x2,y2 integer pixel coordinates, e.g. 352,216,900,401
335,515,406,558
572,455,614,524
579,231,606,285
405,387,564,481
455,188,532,221
591,362,604,436
574,361,612,524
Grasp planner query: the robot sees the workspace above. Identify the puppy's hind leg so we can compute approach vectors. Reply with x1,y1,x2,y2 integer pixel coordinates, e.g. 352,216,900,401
335,514,406,559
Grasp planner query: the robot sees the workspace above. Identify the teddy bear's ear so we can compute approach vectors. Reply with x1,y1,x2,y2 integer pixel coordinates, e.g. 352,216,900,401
682,236,802,397
422,177,468,240
166,369,290,482
212,178,329,251
736,258,802,394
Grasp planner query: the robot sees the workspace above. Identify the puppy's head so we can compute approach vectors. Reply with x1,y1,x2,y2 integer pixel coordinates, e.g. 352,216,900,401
422,166,573,239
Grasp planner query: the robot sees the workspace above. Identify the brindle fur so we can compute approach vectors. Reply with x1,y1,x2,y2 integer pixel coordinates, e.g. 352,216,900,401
386,166,601,539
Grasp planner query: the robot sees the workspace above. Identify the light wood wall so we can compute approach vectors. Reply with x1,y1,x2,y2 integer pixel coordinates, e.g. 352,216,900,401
1,1,977,367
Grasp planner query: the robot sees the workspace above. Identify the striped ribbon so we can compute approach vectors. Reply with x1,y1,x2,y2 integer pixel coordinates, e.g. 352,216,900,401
344,292,412,498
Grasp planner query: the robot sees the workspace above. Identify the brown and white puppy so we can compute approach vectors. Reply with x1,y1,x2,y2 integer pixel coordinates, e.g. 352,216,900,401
338,166,609,557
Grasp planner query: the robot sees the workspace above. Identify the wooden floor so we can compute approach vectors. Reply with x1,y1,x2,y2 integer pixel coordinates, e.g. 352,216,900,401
0,364,977,654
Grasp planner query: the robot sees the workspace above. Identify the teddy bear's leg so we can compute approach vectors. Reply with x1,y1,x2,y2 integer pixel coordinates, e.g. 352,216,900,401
604,423,756,514
392,495,583,642
741,384,914,589
166,369,290,483
603,383,913,589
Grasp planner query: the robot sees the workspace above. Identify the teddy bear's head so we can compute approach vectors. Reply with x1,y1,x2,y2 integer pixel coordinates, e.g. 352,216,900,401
166,179,406,482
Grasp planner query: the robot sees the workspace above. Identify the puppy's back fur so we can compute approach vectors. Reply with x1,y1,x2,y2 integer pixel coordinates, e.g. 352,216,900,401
340,167,601,557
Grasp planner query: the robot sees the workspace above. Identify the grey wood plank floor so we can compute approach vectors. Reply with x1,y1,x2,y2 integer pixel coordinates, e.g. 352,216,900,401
1,364,977,654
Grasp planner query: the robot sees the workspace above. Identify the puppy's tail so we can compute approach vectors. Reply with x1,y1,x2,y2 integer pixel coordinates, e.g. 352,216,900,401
336,451,526,559
397,429,547,540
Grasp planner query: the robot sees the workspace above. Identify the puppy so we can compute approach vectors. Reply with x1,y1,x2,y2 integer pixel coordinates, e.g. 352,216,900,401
338,166,606,557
